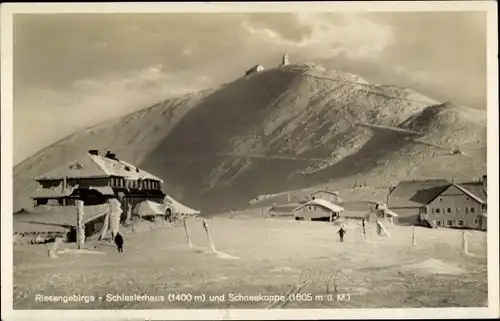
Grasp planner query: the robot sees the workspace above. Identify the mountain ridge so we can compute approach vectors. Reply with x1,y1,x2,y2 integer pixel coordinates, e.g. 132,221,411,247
13,64,486,214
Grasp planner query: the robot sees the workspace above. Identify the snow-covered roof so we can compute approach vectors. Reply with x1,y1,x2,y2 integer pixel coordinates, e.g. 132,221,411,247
133,200,168,217
164,195,200,215
31,183,79,199
35,153,163,182
14,204,110,233
89,186,115,196
293,198,344,212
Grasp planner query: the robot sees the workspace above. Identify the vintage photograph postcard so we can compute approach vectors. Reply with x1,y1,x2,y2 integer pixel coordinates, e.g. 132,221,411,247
1,2,499,320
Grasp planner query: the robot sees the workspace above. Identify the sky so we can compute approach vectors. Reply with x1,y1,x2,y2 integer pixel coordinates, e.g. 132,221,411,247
12,11,487,165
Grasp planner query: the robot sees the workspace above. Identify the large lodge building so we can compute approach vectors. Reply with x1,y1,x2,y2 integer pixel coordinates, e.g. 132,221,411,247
31,149,165,215
388,176,487,230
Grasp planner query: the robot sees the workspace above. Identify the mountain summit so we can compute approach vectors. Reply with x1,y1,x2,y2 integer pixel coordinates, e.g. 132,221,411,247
14,64,486,214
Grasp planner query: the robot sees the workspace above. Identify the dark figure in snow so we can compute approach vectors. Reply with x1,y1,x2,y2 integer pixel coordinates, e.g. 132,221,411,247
337,227,347,243
362,219,366,236
114,233,124,253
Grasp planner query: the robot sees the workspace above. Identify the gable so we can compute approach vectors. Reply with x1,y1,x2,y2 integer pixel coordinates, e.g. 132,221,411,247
457,182,487,204
428,184,483,205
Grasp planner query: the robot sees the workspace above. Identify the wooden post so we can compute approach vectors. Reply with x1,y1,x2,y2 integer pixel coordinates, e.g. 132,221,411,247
412,226,417,247
109,198,122,239
99,213,110,241
183,217,193,248
202,219,217,253
76,200,85,249
287,193,291,204
462,230,468,255
329,211,333,223
126,206,132,222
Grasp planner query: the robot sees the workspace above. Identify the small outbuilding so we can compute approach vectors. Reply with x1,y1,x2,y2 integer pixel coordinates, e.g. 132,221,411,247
292,198,344,222
245,64,265,76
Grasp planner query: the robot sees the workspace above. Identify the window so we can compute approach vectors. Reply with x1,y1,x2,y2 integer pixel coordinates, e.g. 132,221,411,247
481,204,486,211
447,208,451,213
435,208,440,214
431,208,435,214
470,208,475,213
465,197,469,201
472,218,479,225
439,198,443,202
466,208,469,214
435,220,441,227
445,220,453,227
456,220,464,227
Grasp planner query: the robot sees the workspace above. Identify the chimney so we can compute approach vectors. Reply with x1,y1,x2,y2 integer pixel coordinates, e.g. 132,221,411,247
89,149,99,156
105,151,117,160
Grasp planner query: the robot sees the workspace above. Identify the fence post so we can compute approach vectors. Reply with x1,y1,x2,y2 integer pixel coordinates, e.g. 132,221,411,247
462,230,468,255
76,200,85,249
412,226,417,247
109,198,122,239
183,217,193,248
202,219,217,253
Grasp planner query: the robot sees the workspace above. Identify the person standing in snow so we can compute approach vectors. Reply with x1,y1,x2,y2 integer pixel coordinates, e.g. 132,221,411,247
337,227,347,243
114,233,124,253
